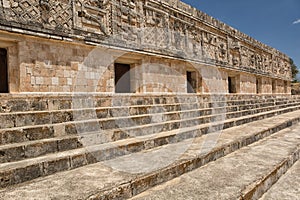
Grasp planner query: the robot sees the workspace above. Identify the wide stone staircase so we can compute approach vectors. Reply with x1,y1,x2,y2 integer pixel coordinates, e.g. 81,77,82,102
0,94,299,199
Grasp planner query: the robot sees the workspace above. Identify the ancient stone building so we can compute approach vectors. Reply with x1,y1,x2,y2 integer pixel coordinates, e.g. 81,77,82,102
0,0,292,94
1,1,300,199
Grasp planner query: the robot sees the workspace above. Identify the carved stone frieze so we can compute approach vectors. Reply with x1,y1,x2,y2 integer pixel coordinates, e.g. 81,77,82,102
0,0,291,80
1,0,72,29
75,0,110,35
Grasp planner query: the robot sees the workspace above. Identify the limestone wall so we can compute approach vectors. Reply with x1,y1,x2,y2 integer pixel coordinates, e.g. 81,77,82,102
261,77,272,94
1,34,288,94
14,37,117,93
240,74,257,94
12,37,198,93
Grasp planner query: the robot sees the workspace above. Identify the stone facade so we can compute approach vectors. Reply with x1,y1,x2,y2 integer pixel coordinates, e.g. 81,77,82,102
0,0,292,94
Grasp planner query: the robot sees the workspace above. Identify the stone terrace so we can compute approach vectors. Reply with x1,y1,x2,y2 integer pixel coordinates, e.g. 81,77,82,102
0,94,299,199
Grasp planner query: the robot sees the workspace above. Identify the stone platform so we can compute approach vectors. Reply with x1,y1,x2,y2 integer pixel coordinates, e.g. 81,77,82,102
0,94,299,199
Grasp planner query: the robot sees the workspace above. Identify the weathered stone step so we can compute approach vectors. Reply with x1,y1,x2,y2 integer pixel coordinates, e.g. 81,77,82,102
74,101,300,135
1,101,299,164
1,109,299,199
0,94,299,113
0,94,224,113
260,160,300,200
1,99,299,148
129,123,300,200
0,135,82,163
1,106,300,189
1,101,300,148
1,97,297,129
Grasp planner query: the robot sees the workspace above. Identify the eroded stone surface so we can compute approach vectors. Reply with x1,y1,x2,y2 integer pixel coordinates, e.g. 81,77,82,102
260,160,300,200
0,108,300,199
130,125,300,200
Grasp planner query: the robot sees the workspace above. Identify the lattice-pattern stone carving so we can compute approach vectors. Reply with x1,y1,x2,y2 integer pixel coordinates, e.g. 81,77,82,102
47,0,72,30
1,0,72,30
2,0,42,24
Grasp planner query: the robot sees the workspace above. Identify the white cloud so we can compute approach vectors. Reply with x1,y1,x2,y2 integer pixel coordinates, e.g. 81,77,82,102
293,19,300,24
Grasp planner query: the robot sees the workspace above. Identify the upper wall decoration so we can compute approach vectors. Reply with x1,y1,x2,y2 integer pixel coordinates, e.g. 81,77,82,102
0,0,291,80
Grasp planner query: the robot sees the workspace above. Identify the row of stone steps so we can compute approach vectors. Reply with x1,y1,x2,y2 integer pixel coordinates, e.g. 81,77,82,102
0,94,297,113
0,95,299,195
260,159,300,200
1,99,300,165
1,108,299,199
130,118,300,200
0,100,300,188
1,97,298,129
1,98,299,147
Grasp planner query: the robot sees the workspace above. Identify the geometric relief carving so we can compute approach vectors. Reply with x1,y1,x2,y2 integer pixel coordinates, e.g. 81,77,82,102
3,0,42,24
202,31,218,60
229,50,240,67
256,54,263,71
143,7,168,49
216,37,228,63
262,53,272,73
47,0,72,30
228,38,241,67
143,26,168,49
113,0,140,41
199,31,228,63
240,46,250,67
169,18,187,52
272,57,279,75
76,0,109,35
189,27,202,57
249,51,256,68
2,0,72,30
279,60,289,76
0,0,290,80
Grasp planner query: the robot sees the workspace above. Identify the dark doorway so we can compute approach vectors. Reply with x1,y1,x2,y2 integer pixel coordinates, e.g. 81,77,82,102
0,48,8,93
272,80,276,94
115,63,131,93
187,71,196,93
256,77,262,94
284,81,288,93
228,77,236,93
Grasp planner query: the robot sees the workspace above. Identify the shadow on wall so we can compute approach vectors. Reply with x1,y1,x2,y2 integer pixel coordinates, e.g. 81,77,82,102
291,83,300,95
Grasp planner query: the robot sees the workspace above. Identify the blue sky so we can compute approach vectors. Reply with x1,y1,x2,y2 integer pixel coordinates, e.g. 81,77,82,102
181,0,300,69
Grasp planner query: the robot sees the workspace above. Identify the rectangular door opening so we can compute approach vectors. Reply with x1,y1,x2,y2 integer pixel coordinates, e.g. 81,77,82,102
228,76,236,93
256,77,262,94
187,71,196,93
272,80,276,94
115,63,131,93
284,81,288,93
0,48,8,93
